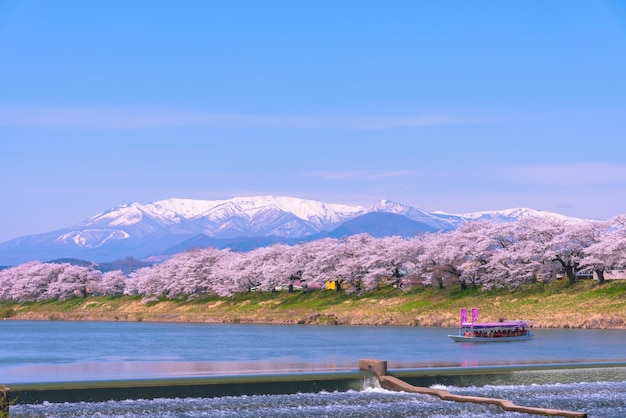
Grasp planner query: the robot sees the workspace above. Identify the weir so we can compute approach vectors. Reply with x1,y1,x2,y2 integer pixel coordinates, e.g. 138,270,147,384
2,371,364,406
360,359,588,418
2,360,621,416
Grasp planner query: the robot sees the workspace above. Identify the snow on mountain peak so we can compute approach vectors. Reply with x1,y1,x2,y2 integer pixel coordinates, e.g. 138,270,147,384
372,199,411,211
56,229,130,247
457,207,584,223
71,198,590,240
85,203,145,226
83,196,368,230
144,198,219,221
197,196,365,224
260,196,365,222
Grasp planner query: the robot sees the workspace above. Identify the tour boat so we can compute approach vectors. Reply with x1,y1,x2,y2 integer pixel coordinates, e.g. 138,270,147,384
448,308,533,342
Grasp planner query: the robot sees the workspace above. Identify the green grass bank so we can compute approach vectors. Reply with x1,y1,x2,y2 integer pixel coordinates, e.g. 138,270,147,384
1,280,625,329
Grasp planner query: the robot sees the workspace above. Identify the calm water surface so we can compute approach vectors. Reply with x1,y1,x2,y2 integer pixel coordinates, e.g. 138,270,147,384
2,321,626,417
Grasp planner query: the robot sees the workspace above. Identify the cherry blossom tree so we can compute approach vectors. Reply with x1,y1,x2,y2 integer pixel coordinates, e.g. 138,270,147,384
329,235,369,292
42,263,101,300
126,264,166,297
549,222,589,285
97,270,127,296
208,249,247,296
11,262,65,301
173,248,224,296
297,238,343,290
451,221,503,288
253,244,297,292
352,235,417,291
497,217,565,284
581,216,626,284
224,250,263,294
480,221,531,288
418,229,470,290
0,262,101,301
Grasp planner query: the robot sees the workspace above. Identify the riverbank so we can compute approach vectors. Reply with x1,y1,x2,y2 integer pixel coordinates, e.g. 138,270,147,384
2,280,625,329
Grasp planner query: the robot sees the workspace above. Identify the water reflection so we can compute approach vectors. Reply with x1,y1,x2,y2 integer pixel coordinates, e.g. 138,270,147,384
2,359,357,383
6,357,626,385
2,322,626,384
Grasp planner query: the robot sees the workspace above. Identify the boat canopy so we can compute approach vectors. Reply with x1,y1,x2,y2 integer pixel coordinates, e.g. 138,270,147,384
460,321,528,328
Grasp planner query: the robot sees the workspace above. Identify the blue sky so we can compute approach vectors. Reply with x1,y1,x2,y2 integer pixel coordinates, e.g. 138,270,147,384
1,0,626,242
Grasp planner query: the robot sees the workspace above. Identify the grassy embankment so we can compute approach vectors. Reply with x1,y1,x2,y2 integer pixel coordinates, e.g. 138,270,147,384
1,280,625,329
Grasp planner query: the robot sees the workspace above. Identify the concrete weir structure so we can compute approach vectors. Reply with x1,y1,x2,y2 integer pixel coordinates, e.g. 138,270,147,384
359,359,588,417
2,371,364,406
3,359,616,417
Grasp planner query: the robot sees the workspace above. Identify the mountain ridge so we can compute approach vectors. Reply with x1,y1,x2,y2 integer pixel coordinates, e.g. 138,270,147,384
0,195,584,266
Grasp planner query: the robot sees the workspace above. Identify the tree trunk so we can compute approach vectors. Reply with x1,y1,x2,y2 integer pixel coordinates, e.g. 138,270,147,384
553,257,577,286
433,272,444,289
595,268,606,285
564,264,576,286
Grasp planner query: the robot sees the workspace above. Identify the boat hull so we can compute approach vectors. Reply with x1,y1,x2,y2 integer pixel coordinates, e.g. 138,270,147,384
448,334,533,343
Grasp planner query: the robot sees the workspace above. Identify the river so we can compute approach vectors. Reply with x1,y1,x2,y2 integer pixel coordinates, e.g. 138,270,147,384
2,321,626,417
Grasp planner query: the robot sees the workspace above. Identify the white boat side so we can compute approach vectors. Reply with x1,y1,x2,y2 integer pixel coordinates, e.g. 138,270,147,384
448,333,533,342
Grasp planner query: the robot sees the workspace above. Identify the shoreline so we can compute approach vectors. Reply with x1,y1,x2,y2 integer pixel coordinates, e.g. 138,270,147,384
4,305,626,330
2,280,625,330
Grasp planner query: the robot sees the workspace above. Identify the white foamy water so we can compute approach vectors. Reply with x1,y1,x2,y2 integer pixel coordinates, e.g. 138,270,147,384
11,381,626,418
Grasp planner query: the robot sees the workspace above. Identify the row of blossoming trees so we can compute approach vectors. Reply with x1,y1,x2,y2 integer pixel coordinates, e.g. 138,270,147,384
1,215,625,302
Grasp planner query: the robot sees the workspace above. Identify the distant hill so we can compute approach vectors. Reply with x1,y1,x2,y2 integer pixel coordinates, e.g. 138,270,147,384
46,257,154,275
325,212,439,238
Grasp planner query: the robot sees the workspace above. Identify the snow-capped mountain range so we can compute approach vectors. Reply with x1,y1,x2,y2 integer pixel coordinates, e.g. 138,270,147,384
0,196,582,266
